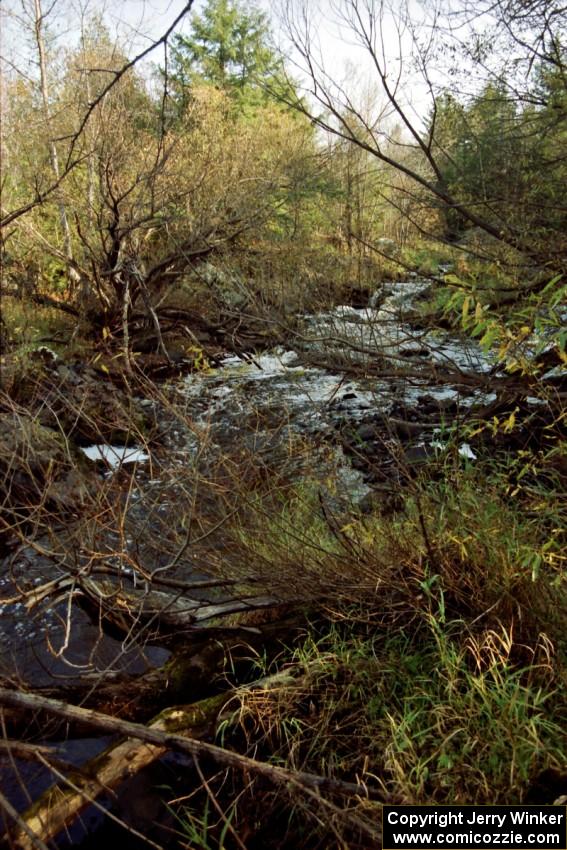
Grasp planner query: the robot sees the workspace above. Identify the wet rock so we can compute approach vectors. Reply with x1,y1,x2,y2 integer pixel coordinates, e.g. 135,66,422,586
351,455,370,471
411,283,434,301
405,308,455,331
390,402,420,423
56,363,83,384
369,287,386,309
358,489,404,516
399,346,430,358
9,359,152,445
29,346,58,365
355,423,380,443
0,412,94,519
352,289,372,308
403,443,437,465
416,393,457,416
332,400,354,412
357,491,382,514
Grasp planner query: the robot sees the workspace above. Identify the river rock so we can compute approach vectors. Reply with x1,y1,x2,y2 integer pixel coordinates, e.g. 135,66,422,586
403,443,437,466
8,357,152,445
399,346,430,358
0,411,94,520
355,423,380,443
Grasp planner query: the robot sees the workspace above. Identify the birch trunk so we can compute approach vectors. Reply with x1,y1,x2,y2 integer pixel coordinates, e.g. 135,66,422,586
33,0,80,289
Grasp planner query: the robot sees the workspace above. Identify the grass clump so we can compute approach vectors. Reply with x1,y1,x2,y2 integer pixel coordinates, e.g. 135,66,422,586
376,464,567,642
401,242,455,277
233,459,566,646
235,615,564,807
200,605,564,849
183,455,567,848
1,295,74,353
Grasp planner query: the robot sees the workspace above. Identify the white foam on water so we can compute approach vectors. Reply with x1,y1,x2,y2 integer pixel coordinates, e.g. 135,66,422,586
220,349,301,379
80,445,150,467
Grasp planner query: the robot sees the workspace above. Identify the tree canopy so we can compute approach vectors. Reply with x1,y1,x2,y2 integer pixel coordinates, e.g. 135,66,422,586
170,0,286,109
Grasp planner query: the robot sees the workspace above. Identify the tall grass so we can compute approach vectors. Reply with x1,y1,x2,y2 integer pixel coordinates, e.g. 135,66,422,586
185,453,567,847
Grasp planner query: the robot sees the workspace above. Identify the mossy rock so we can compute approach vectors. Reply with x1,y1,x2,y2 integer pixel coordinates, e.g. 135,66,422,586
0,410,94,515
6,354,152,445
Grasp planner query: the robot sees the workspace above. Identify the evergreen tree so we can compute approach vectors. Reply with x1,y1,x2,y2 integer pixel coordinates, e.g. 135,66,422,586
430,70,566,257
431,85,525,239
170,0,285,110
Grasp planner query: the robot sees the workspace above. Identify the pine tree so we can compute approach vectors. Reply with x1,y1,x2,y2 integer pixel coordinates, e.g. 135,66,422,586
170,0,284,109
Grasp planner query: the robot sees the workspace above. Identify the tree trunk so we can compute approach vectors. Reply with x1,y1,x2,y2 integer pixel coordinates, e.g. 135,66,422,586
33,0,80,290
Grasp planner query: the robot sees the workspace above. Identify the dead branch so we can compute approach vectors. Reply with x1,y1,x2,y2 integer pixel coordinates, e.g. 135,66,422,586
3,574,286,644
0,686,381,799
10,667,305,849
0,679,384,848
6,696,224,850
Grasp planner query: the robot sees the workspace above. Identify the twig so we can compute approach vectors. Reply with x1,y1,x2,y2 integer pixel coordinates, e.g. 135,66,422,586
0,789,51,850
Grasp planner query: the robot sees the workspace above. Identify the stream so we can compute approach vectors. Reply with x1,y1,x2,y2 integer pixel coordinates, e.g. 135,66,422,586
0,280,502,686
0,278,504,817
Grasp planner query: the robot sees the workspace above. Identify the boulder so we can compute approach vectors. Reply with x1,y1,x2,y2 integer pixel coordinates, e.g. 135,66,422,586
8,357,152,445
0,410,94,519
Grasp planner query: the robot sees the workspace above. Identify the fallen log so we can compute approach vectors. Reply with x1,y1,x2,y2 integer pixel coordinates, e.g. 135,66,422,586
0,685,381,802
1,574,302,733
3,692,228,850
0,667,386,850
3,573,288,647
75,578,285,645
30,610,303,728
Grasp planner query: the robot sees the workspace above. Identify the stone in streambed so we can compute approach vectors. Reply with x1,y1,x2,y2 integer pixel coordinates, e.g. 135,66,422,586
403,443,438,465
9,358,152,445
0,412,95,518
355,423,381,443
399,346,430,358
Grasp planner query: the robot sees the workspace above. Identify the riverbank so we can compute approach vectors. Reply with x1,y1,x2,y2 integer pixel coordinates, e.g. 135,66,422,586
0,278,565,848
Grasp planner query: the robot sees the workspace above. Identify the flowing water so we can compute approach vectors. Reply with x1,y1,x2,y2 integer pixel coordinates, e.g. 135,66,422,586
0,279,499,687
0,279,504,814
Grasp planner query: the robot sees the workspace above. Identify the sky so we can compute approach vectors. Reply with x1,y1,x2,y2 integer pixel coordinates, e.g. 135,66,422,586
0,0,470,128
0,0,195,77
0,0,414,88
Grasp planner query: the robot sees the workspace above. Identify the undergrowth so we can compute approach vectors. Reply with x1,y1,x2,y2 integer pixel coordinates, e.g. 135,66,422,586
172,452,566,849
234,613,565,807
